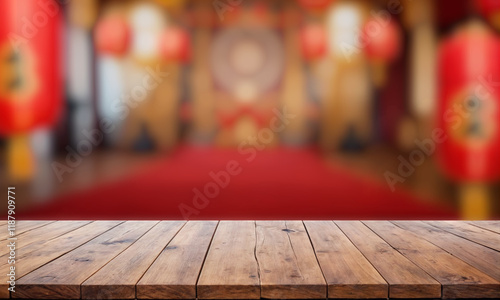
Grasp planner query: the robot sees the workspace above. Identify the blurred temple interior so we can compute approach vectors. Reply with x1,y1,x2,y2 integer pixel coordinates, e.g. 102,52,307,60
0,0,499,220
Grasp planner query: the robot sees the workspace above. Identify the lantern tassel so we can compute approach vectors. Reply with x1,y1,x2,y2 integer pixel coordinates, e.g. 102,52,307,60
458,183,492,220
7,135,35,182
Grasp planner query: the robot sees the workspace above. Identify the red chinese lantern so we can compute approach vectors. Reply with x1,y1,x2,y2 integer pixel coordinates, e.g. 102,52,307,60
0,0,63,179
159,27,191,63
297,0,333,11
299,23,327,61
363,19,402,63
0,0,63,136
437,21,500,218
437,21,500,183
475,0,500,30
362,18,402,86
94,15,130,56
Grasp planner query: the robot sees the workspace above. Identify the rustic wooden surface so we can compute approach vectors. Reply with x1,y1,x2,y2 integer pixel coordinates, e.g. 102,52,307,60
4,220,499,299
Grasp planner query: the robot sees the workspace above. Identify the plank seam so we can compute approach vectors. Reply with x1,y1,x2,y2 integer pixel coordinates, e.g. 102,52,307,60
132,221,187,299
332,221,390,298
29,221,93,246
389,221,492,261
14,221,57,236
284,221,305,281
389,221,500,293
301,221,329,299
194,220,220,300
253,221,262,299
78,221,161,299
425,221,500,252
9,221,125,299
359,221,443,294
466,222,500,234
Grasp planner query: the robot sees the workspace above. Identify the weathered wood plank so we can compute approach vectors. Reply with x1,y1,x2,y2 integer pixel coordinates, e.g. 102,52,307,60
304,221,387,299
365,221,500,299
335,221,441,299
1,221,54,240
0,221,121,299
255,221,326,299
15,221,156,299
137,221,218,299
467,221,500,234
1,221,91,297
393,221,500,282
81,221,185,299
0,221,90,257
197,221,260,299
427,221,500,251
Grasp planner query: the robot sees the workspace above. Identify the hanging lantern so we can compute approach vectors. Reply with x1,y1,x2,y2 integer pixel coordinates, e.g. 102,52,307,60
0,0,63,136
437,21,500,219
159,27,191,63
437,21,500,182
475,0,500,30
297,0,333,12
363,19,402,63
299,23,327,61
0,0,63,180
94,16,130,56
362,18,402,86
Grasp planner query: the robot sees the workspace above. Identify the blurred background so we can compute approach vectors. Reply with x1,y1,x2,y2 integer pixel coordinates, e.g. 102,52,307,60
0,0,499,220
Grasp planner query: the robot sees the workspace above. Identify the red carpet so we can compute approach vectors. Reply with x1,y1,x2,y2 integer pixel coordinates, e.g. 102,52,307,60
22,145,458,220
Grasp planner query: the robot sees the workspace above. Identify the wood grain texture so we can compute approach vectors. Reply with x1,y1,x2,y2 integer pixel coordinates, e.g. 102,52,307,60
304,221,387,299
197,221,260,299
255,221,326,299
467,221,500,234
0,221,90,257
0,221,54,240
0,221,61,299
393,221,500,282
365,221,500,299
3,220,499,300
427,221,500,251
82,221,185,299
1,221,121,299
15,221,156,299
335,221,441,298
137,221,218,299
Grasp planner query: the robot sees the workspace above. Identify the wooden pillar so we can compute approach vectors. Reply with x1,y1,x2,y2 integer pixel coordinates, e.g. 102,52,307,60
320,0,371,151
404,0,437,141
189,28,216,143
280,25,308,145
148,62,181,150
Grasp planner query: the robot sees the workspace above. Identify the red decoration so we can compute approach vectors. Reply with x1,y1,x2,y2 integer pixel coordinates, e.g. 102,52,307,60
437,22,500,182
159,27,191,63
297,0,332,11
218,1,274,27
94,15,130,56
300,24,327,61
363,19,402,63
218,106,274,129
475,0,500,29
0,0,63,136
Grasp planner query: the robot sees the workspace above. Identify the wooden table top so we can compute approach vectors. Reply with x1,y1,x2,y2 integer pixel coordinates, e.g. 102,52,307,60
2,220,499,299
